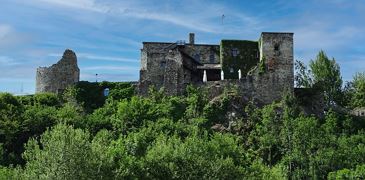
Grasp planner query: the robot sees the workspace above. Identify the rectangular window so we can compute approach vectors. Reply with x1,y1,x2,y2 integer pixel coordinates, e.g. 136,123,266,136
274,44,280,51
194,54,200,62
209,54,215,63
231,48,239,57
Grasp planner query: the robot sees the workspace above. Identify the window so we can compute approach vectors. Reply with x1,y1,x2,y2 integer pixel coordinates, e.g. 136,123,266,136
274,44,280,51
209,53,215,63
231,48,239,57
194,54,200,62
160,61,166,68
230,67,234,73
361,112,365,116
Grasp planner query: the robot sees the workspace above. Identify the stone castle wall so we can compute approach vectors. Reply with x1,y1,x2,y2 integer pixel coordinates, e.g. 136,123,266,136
138,32,294,105
36,49,80,93
139,42,220,95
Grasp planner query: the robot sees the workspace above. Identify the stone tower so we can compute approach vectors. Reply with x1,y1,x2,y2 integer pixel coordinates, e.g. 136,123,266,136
36,49,80,93
255,32,294,103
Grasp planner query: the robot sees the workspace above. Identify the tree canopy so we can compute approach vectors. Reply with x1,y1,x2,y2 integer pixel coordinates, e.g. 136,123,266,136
0,52,365,179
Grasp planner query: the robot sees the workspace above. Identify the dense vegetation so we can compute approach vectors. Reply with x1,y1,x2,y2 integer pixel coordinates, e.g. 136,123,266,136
1,51,365,179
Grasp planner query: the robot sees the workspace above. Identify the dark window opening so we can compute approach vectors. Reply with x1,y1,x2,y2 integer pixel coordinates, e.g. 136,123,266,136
361,112,365,116
230,67,234,73
194,54,200,62
209,53,215,63
231,48,239,57
160,61,166,68
274,44,280,51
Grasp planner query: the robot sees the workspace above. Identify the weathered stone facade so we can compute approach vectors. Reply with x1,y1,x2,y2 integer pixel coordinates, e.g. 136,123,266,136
138,32,294,105
36,49,80,93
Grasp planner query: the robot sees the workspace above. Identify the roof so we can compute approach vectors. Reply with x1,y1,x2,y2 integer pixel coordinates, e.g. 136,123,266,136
261,32,294,34
197,64,222,70
142,42,218,46
179,49,203,65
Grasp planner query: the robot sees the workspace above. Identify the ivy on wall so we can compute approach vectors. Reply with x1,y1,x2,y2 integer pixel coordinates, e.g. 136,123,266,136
220,40,259,79
259,56,266,74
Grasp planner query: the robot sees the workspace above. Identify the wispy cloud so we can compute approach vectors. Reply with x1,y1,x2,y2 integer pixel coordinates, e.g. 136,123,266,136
29,0,258,34
0,56,20,66
0,24,12,39
78,53,138,63
48,53,138,63
295,25,361,50
83,65,139,71
2,0,365,94
0,24,32,49
37,0,105,12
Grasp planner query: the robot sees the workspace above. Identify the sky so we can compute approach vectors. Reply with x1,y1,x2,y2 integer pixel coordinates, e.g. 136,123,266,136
0,0,365,94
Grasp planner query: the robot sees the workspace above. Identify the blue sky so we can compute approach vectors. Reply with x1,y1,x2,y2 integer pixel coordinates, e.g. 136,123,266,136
0,0,364,94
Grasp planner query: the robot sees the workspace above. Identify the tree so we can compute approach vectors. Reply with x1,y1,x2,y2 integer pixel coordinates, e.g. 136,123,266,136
309,50,342,106
350,72,365,108
328,164,365,179
21,124,96,179
0,93,24,165
295,60,313,88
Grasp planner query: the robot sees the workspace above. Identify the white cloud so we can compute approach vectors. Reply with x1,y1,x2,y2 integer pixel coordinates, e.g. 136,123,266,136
83,65,139,71
48,53,138,63
0,56,20,66
78,53,138,63
295,26,361,50
0,24,32,50
37,0,105,12
29,0,258,34
0,24,12,39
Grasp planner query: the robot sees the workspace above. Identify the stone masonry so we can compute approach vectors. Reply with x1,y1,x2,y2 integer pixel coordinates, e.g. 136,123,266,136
36,49,80,93
138,32,294,105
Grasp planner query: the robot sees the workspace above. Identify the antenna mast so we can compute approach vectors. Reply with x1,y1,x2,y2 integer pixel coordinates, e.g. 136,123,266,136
20,83,23,94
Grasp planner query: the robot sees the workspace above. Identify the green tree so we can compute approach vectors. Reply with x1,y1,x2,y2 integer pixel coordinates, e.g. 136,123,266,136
350,72,365,108
295,60,313,88
328,164,365,179
21,124,96,179
309,50,343,106
0,93,24,165
251,103,284,167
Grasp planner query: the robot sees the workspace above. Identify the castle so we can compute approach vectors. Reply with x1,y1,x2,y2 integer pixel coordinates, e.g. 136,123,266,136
36,49,80,94
35,32,294,105
138,32,294,104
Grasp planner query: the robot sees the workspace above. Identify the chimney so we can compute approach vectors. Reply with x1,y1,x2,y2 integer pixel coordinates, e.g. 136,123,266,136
189,33,195,44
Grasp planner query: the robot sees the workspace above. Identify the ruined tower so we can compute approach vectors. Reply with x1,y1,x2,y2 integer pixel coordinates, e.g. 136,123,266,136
255,32,294,103
36,49,80,93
